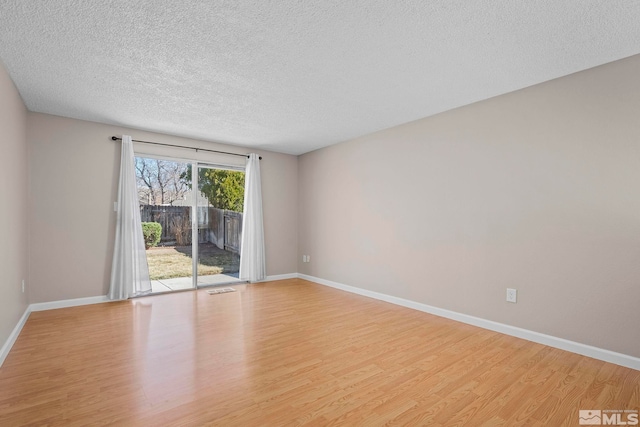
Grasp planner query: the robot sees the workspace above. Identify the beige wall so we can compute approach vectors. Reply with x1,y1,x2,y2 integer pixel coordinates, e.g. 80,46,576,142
298,55,640,358
27,113,298,303
0,61,29,346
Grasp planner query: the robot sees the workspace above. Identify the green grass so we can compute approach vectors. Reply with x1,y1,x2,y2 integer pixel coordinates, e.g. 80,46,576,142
146,243,239,280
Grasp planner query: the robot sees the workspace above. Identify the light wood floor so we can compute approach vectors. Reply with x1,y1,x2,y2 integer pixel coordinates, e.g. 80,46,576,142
0,279,638,426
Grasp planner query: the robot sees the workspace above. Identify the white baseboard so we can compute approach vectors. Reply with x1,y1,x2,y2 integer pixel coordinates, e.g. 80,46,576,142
29,295,109,312
261,273,298,282
0,306,31,367
298,274,640,371
5,276,638,371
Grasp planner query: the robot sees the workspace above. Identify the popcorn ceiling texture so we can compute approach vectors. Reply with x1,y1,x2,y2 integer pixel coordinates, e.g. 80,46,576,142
0,1,639,154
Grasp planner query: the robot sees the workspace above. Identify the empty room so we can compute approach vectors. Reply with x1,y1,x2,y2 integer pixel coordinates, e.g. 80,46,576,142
1,1,639,426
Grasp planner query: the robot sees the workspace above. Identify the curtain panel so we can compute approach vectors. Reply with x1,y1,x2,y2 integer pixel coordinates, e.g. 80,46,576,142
239,153,266,282
108,135,152,300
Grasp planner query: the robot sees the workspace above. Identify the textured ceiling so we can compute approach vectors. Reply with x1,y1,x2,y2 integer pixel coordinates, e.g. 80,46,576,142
1,1,639,155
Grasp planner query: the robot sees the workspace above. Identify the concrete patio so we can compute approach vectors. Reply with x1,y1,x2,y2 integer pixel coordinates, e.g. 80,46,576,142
150,273,242,293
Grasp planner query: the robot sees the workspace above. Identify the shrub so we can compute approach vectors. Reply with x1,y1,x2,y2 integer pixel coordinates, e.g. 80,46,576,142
142,222,162,249
171,214,191,246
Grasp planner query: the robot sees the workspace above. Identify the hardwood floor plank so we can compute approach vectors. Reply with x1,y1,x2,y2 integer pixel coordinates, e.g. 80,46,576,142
0,279,637,426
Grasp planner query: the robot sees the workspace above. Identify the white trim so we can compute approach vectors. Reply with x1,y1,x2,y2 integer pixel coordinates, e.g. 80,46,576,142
260,273,298,282
298,274,640,371
199,162,245,172
132,146,246,169
0,306,31,367
6,275,637,372
29,295,110,312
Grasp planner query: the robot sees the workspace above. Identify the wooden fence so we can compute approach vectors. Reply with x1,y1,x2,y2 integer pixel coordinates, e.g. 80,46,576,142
223,211,242,254
140,205,243,254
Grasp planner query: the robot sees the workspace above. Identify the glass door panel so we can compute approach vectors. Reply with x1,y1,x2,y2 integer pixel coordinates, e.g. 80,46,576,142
196,164,244,287
135,156,194,294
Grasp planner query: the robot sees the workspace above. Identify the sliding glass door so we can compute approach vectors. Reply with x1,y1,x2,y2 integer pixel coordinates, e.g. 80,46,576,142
135,156,195,293
196,164,244,287
135,156,245,294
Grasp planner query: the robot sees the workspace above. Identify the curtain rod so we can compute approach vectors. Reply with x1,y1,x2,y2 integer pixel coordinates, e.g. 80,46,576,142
110,136,261,160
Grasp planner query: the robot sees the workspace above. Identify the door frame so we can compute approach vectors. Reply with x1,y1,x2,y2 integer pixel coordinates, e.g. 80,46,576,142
192,161,246,289
133,152,245,293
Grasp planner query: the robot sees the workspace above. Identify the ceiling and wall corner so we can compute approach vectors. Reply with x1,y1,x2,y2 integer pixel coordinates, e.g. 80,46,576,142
0,1,639,155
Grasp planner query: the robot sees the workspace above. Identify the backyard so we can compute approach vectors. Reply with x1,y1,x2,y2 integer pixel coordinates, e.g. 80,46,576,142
136,156,244,286
146,243,240,280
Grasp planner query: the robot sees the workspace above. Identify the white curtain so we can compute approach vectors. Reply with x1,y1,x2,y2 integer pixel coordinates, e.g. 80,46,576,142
108,135,152,300
239,153,266,282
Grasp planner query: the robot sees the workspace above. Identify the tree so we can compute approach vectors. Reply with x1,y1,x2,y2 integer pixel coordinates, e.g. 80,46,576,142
182,166,245,212
135,158,190,205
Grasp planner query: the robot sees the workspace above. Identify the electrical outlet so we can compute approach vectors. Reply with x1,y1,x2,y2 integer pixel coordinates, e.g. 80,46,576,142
307,255,311,262
506,288,517,303
302,255,306,262
21,279,25,293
